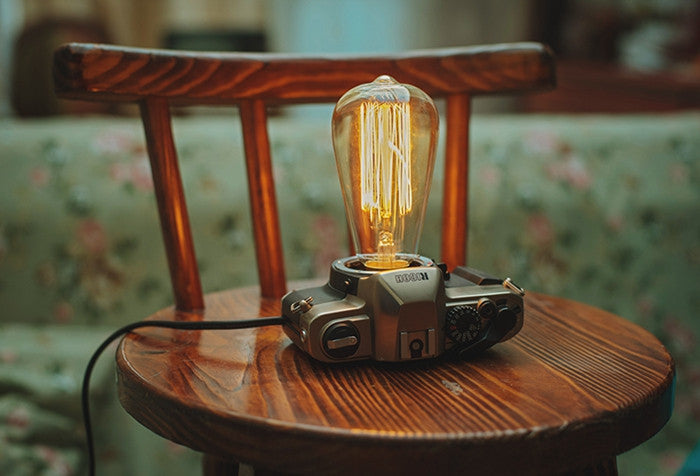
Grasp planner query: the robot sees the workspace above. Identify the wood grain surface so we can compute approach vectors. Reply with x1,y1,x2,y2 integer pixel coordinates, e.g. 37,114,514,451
116,288,674,475
53,42,555,105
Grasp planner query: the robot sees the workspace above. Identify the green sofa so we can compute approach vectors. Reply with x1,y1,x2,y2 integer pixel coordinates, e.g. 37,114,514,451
1,112,698,475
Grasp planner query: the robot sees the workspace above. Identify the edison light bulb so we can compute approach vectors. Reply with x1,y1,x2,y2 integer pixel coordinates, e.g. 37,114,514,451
332,75,438,270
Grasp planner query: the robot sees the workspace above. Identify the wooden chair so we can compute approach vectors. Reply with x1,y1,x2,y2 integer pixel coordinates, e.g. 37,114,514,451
53,43,674,475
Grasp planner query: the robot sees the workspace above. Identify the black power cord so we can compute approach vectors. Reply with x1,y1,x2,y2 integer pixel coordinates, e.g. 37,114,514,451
82,316,286,476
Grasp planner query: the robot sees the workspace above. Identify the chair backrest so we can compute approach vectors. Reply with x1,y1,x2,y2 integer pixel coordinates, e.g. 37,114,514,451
53,42,555,309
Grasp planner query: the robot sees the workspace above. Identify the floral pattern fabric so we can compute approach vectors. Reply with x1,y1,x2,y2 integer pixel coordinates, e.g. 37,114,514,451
0,112,698,475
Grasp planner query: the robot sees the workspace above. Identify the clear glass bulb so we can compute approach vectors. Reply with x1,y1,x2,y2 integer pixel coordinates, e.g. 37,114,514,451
332,75,438,270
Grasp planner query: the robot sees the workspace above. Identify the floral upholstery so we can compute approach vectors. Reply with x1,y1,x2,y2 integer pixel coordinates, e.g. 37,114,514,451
1,112,698,475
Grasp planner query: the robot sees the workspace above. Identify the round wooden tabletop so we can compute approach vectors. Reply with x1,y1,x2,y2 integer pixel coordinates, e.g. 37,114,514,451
116,288,674,475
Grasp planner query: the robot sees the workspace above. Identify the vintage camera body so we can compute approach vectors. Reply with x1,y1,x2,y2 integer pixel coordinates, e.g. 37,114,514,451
282,257,524,362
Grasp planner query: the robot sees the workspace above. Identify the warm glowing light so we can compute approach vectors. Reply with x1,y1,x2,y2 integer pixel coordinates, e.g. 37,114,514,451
332,75,438,270
359,100,412,269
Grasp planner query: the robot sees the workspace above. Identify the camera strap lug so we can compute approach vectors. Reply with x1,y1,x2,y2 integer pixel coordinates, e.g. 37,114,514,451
290,296,314,315
503,278,525,296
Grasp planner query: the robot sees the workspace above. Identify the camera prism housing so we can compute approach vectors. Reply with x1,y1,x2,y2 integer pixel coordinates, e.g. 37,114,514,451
281,257,524,362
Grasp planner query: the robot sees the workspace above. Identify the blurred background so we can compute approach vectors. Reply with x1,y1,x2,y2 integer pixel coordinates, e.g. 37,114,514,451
1,0,699,117
0,1,699,476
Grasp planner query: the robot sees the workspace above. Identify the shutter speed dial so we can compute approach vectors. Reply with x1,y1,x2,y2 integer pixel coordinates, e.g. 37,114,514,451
445,305,481,346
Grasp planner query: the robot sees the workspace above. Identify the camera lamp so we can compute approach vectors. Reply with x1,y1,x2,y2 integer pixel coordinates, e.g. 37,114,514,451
281,76,524,363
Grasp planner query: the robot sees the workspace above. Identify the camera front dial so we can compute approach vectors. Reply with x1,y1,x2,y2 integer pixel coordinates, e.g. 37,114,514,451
322,321,361,359
445,305,481,349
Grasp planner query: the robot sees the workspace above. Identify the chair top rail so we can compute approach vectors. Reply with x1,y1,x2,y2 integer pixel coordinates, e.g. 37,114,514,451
54,42,555,105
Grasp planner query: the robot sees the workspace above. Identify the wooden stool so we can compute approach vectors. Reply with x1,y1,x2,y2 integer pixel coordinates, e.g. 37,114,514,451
116,287,673,475
53,43,674,475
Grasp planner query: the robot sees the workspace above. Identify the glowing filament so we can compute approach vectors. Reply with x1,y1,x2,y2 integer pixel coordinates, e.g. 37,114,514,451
332,75,438,271
358,100,412,268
